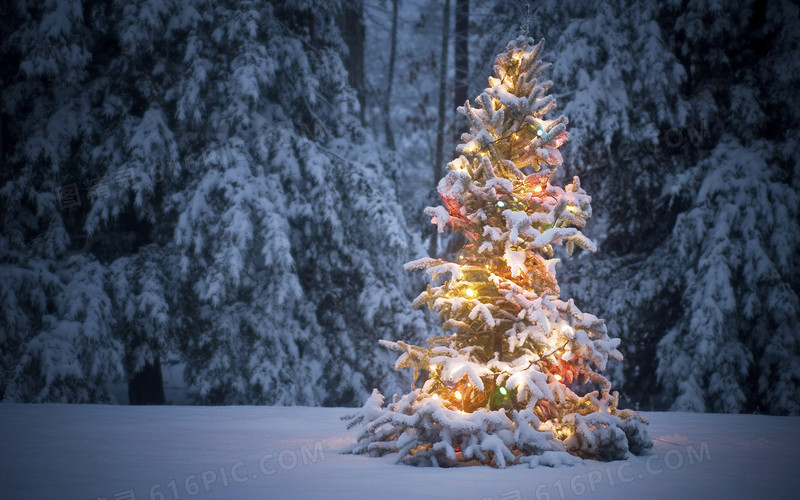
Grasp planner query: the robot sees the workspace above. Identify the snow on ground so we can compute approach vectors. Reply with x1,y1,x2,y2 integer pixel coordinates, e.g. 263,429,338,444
1,404,798,500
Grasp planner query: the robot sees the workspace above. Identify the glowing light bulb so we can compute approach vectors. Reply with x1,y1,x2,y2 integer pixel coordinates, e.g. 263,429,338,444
537,128,544,137
499,387,507,396
566,205,578,214
454,390,463,400
533,185,543,194
497,200,506,208
554,374,563,381
429,364,437,372
465,288,476,298
432,394,439,400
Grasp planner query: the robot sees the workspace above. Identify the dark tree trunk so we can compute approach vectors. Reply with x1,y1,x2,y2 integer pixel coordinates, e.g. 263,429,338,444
383,0,399,149
453,0,469,144
339,0,366,124
431,0,451,258
128,356,166,405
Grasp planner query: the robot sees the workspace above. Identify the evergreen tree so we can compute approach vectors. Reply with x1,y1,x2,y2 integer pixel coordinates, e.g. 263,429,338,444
0,0,125,402
345,37,650,467
2,0,426,406
168,0,426,405
650,0,800,415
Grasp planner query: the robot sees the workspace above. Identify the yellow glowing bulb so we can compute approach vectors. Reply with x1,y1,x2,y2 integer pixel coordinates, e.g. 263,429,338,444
499,386,507,396
432,394,439,400
554,374,563,381
566,205,578,214
465,288,476,298
429,364,437,372
454,390,463,400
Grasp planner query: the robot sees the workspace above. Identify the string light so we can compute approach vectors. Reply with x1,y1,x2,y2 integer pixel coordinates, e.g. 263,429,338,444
432,394,439,400
465,288,476,298
498,387,507,396
497,200,506,208
554,374,563,381
454,390,463,400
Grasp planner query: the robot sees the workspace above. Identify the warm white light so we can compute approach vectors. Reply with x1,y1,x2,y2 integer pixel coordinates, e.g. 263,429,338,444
465,288,476,298
454,390,463,400
554,374,563,381
432,394,439,400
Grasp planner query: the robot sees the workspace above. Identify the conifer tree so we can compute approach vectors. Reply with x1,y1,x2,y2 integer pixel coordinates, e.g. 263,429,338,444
345,37,651,467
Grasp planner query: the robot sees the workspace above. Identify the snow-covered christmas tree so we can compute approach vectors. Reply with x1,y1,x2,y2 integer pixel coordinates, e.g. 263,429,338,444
344,37,651,467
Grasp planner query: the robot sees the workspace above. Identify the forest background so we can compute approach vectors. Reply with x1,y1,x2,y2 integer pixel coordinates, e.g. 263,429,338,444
2,0,798,415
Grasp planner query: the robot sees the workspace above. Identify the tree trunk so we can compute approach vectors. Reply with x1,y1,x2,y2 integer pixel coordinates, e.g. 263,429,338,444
339,0,366,124
128,356,166,405
453,0,469,144
431,0,451,258
383,0,399,149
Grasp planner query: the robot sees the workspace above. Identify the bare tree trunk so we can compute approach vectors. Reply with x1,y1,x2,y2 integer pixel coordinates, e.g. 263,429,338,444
339,0,366,124
453,0,469,143
431,0,451,258
383,0,399,149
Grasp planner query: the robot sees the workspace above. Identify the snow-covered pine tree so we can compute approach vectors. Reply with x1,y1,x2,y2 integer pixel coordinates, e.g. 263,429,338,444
650,0,800,415
0,0,125,402
345,37,651,467
170,1,425,405
2,0,426,406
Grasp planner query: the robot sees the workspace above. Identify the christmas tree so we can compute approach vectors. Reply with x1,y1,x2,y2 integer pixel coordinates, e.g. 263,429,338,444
344,37,651,467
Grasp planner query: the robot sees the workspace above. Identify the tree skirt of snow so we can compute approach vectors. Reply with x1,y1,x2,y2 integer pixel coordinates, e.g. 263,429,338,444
1,404,798,499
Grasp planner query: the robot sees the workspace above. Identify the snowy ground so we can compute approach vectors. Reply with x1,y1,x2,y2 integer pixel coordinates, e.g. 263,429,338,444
1,404,798,500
